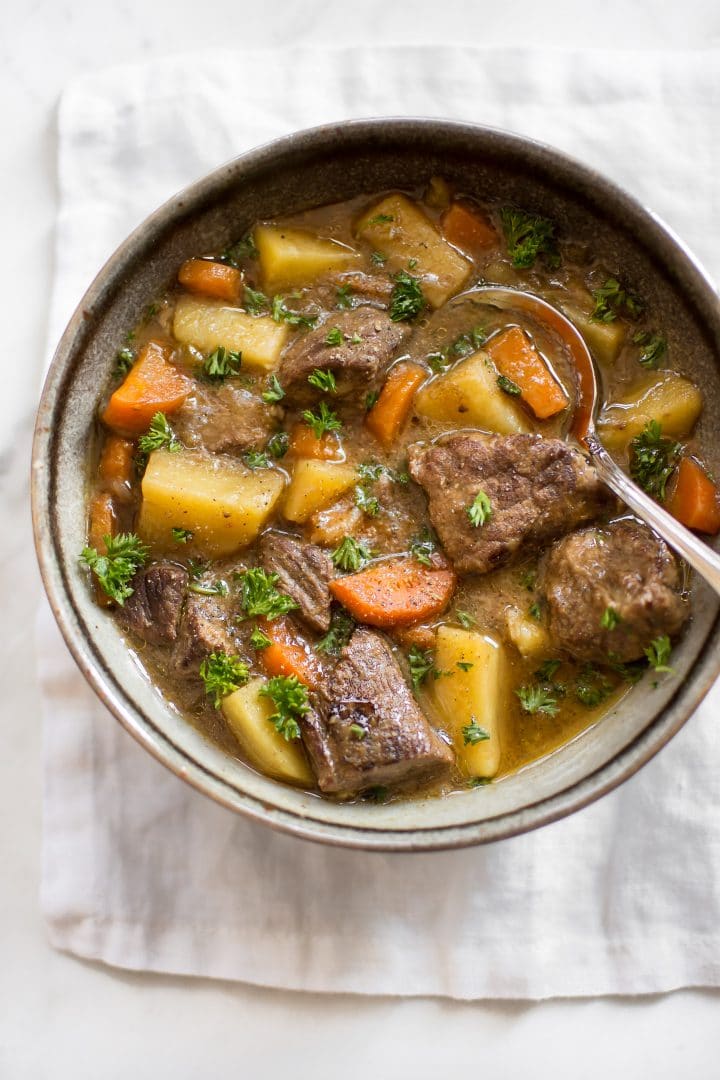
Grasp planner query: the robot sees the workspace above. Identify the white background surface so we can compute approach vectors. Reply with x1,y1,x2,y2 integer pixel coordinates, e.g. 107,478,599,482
3,1,720,1076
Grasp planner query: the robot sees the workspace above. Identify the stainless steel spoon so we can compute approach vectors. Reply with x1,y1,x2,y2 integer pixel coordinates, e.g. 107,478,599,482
469,285,720,594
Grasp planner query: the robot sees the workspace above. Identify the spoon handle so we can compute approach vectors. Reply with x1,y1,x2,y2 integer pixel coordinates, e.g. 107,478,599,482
585,434,720,595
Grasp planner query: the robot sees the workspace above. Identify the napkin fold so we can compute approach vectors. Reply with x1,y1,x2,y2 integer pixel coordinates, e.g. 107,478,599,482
39,45,720,999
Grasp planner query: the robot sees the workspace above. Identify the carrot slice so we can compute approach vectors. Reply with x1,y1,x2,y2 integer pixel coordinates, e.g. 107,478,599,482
88,493,118,608
486,325,569,420
102,340,191,435
441,202,498,256
666,457,720,534
365,362,426,450
257,617,322,688
329,559,456,628
178,258,243,302
288,423,343,461
98,434,135,494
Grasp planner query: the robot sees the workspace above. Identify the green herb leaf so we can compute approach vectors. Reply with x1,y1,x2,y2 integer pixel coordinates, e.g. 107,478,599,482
365,390,379,411
389,270,426,323
408,646,436,690
528,601,542,621
324,326,343,346
271,295,318,330
633,330,667,369
369,213,394,225
266,431,289,459
427,352,451,374
244,285,269,314
187,558,208,581
349,722,367,740
200,652,249,708
238,568,299,620
519,567,537,591
259,675,309,740
336,284,354,309
332,536,372,573
534,659,562,682
79,533,149,606
629,420,681,502
409,528,437,567
363,785,389,802
516,684,560,716
316,609,355,655
249,625,272,650
243,449,271,470
591,277,644,322
308,368,338,393
220,234,258,266
456,610,478,629
355,485,380,517
171,527,193,544
370,250,388,266
203,346,242,381
115,347,135,377
601,606,621,630
262,374,286,403
574,664,612,708
497,374,521,397
462,717,491,744
302,401,342,438
137,412,182,460
500,207,559,269
468,776,491,788
644,634,674,673
466,489,492,528
188,579,229,597
457,661,474,672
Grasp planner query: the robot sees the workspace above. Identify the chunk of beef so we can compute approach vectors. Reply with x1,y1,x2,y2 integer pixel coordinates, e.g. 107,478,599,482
316,272,395,308
278,307,410,405
173,592,236,675
300,629,454,793
408,434,609,575
173,381,280,454
541,518,689,663
259,531,335,632
120,563,188,645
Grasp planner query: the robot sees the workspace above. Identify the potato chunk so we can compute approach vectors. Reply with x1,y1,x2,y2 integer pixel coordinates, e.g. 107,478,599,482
255,225,360,292
561,303,626,366
283,459,358,524
355,194,472,307
138,450,285,557
504,606,551,657
222,678,314,786
599,370,703,451
414,350,532,434
430,626,506,778
173,294,288,371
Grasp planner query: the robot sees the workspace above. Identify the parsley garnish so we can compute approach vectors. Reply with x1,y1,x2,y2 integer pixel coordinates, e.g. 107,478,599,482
591,277,643,322
244,285,269,314
365,390,379,411
220,234,258,266
408,646,436,690
528,601,542,621
243,449,271,470
516,684,560,716
80,533,148,606
187,558,207,581
238,567,298,620
601,606,621,630
355,485,380,517
645,634,674,673
266,431,289,459
316,609,355,655
259,675,309,741
203,346,242,381
369,213,394,225
519,567,537,591
336,284,354,309
364,785,389,802
389,271,426,323
633,330,667,369
456,610,478,629
462,718,491,745
457,661,474,672
497,374,521,397
332,536,372,572
468,776,491,788
534,659,561,682
188,579,229,597
302,401,342,438
629,420,681,501
308,368,338,393
262,374,285,403
249,625,272,650
324,327,343,346
271,295,317,330
574,665,612,708
370,250,388,265
466,489,492,528
137,412,182,459
171,527,193,544
427,352,451,374
115,347,135,377
409,528,436,567
349,722,367,740
500,207,559,269
200,652,249,708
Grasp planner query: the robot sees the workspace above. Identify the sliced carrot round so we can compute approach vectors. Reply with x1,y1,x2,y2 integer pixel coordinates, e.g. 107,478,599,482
329,559,456,628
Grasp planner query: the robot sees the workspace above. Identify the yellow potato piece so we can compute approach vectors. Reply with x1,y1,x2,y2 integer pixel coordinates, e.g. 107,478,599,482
223,678,314,787
173,294,289,371
430,626,507,779
414,350,532,434
283,459,358,524
562,303,626,366
599,370,703,452
138,450,285,558
355,193,472,308
504,605,551,658
255,224,361,292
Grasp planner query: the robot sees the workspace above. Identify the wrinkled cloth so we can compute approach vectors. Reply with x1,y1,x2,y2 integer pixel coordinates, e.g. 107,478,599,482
39,46,720,998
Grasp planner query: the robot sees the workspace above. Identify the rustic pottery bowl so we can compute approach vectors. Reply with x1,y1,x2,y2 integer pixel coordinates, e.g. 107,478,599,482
31,119,720,851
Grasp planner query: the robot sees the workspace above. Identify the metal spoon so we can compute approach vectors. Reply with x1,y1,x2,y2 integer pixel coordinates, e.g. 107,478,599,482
469,285,720,594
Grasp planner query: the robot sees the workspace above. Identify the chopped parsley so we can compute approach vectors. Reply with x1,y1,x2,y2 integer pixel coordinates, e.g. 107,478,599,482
633,330,667,369
238,567,299,619
457,661,474,672
497,374,522,397
332,536,372,572
308,368,338,393
516,684,560,716
528,601,542,621
466,489,492,528
243,449,271,470
365,390,380,411
409,528,437,567
262,374,286,403
364,785,389,803
199,652,249,708
369,213,394,225
171,527,193,544
408,646,436,690
266,431,289,459
534,659,562,682
115,347,135,377
220,234,258,266
629,420,681,501
302,401,342,438
389,271,426,322
188,579,229,598
519,567,538,591
370,250,388,266
271,295,317,330
259,675,309,741
427,352,451,374
316,609,355,656
456,610,478,630
244,285,269,314
203,346,242,381
249,625,272,650
468,776,491,788
324,327,343,347
601,606,621,630
574,665,612,708
500,207,559,269
187,558,208,581
591,277,643,322
462,718,491,745
137,412,182,460
349,722,367,740
355,484,380,517
451,326,487,356
336,284,354,309
80,533,149,606
644,634,674,673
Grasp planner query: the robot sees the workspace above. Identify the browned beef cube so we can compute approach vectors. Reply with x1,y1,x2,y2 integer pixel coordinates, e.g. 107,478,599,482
301,630,454,793
408,434,609,575
120,563,188,645
259,531,335,632
541,518,689,663
173,593,236,675
278,307,410,405
173,381,280,454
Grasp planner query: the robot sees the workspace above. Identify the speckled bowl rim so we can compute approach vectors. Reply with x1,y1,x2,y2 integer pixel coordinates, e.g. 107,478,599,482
31,117,720,852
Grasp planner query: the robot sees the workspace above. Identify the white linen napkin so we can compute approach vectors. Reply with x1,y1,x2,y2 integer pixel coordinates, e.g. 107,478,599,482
39,46,720,999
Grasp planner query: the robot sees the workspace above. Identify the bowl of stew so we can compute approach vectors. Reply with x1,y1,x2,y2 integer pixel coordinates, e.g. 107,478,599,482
32,118,720,850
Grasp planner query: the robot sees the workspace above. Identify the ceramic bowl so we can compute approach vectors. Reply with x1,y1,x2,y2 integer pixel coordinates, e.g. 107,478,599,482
31,118,720,851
